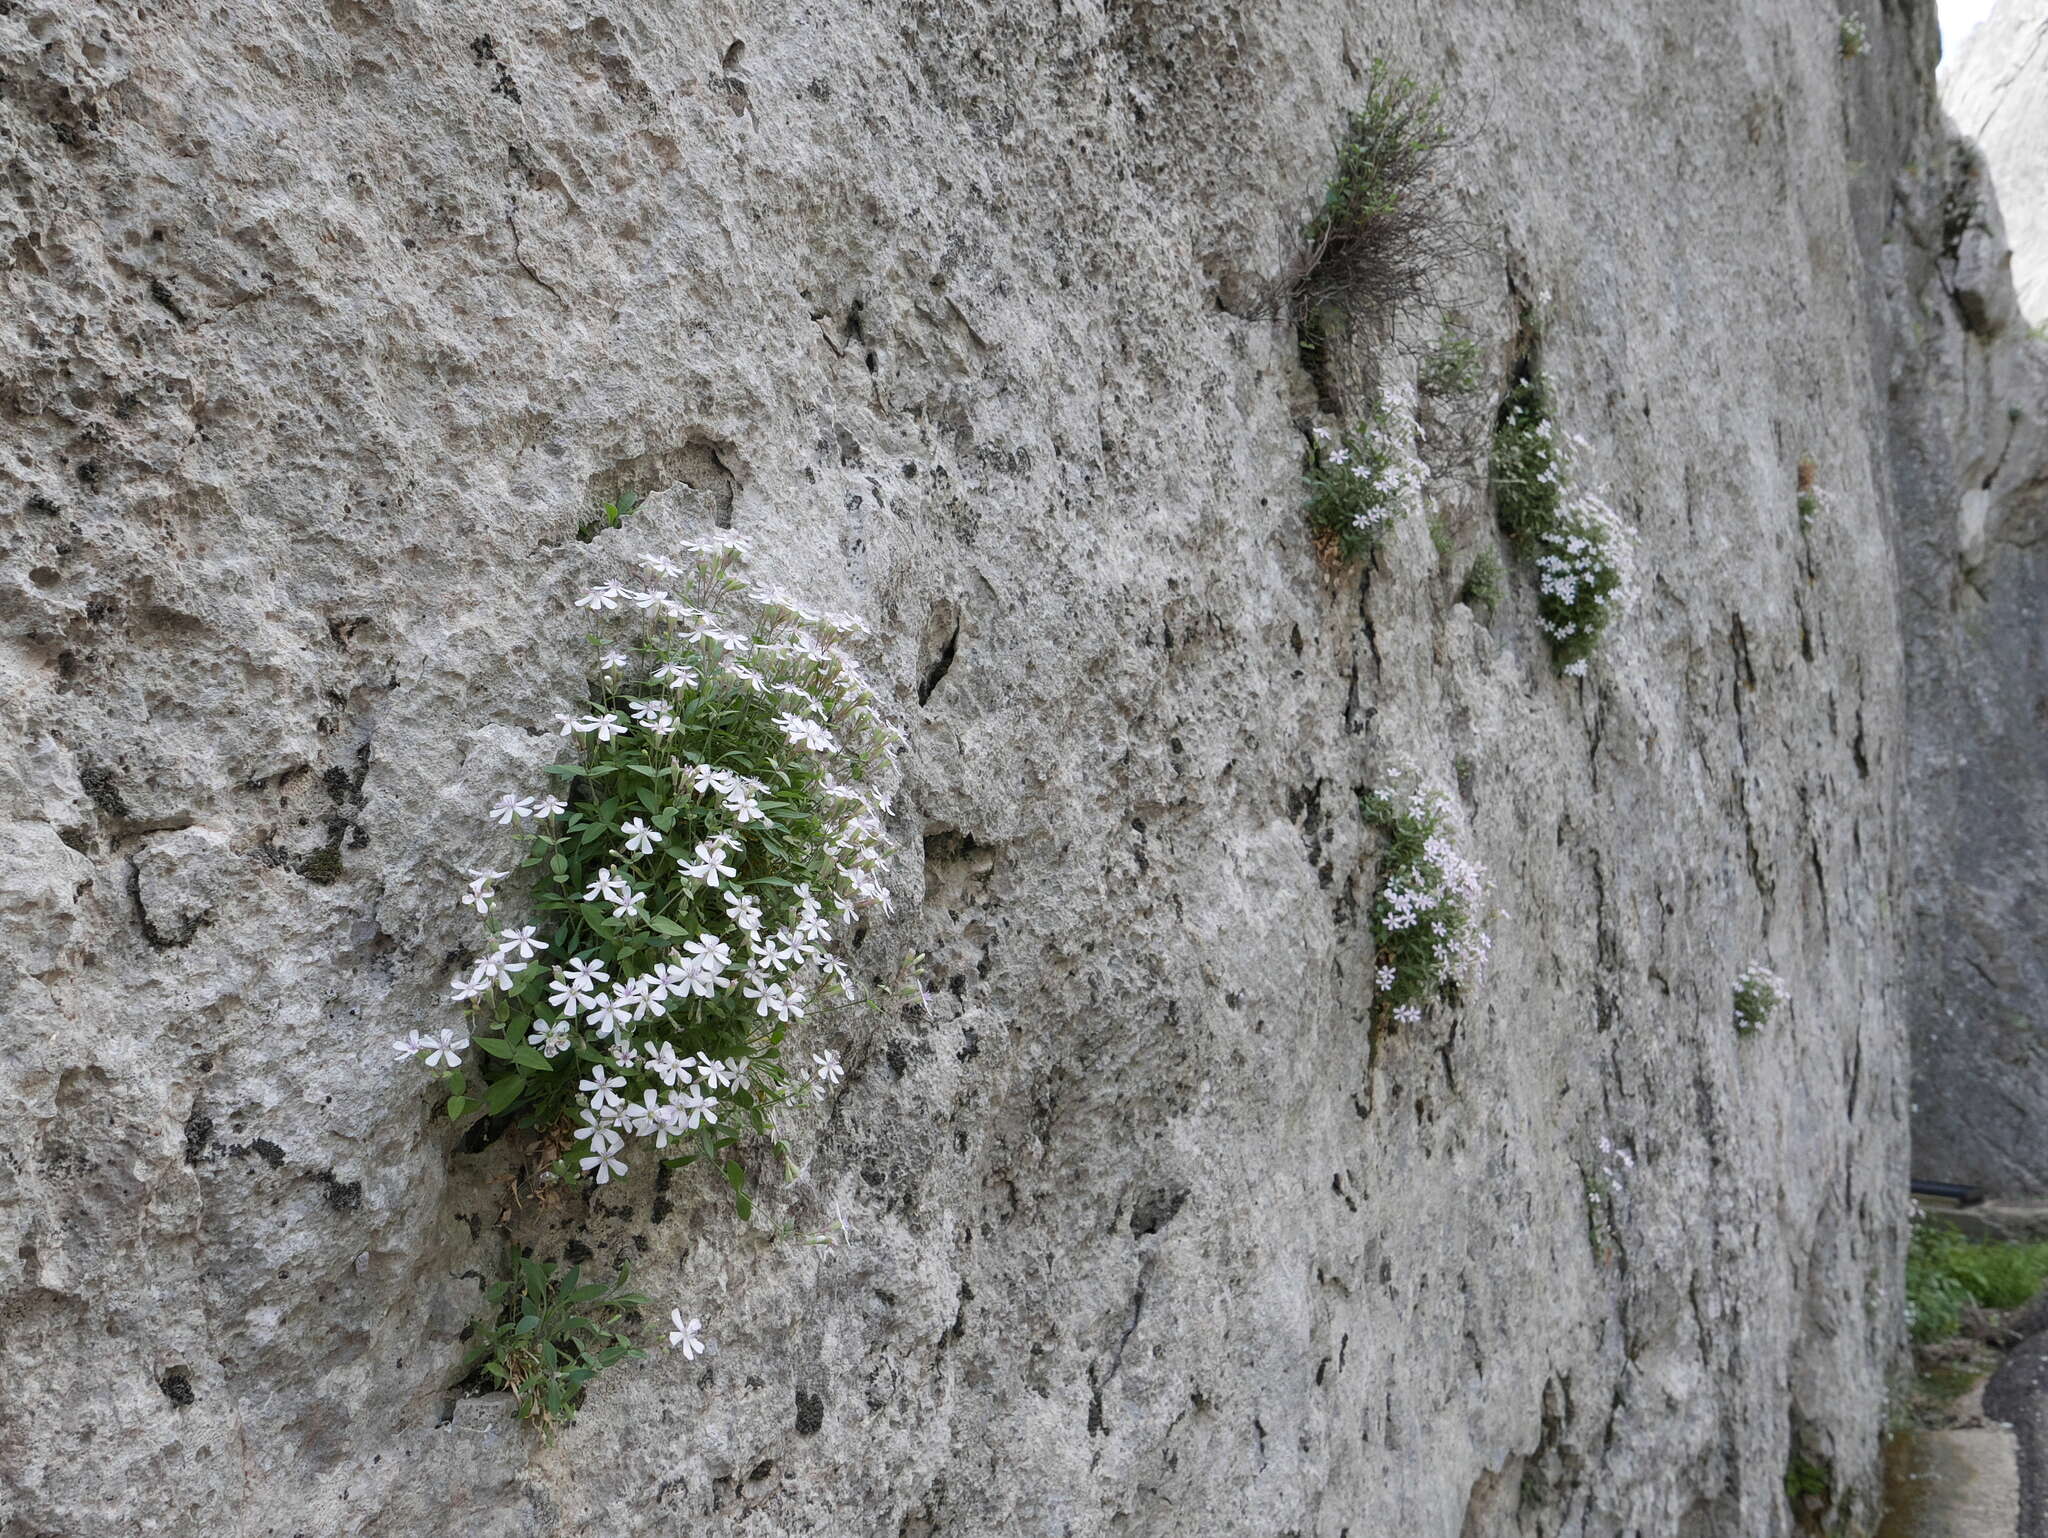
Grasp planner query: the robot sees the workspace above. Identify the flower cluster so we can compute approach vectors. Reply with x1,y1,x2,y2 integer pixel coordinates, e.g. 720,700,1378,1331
1360,772,1491,1027
1303,388,1429,562
1491,373,1635,674
1584,1135,1635,1265
397,531,896,1216
1838,11,1867,58
1733,963,1789,1033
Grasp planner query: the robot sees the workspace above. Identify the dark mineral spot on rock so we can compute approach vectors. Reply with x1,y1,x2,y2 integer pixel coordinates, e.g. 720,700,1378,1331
1130,1185,1188,1237
795,1388,824,1435
182,1110,213,1165
563,1239,594,1265
159,1366,194,1407
249,1138,286,1169
321,1171,363,1211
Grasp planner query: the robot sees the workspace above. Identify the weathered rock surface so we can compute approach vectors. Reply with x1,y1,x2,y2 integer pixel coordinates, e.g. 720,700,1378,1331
1906,7,2048,1196
1945,0,2048,324
0,1,2032,1534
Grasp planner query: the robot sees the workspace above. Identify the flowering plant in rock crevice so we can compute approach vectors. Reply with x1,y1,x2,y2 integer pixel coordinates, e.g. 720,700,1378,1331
1733,963,1789,1033
1304,387,1429,563
1491,373,1636,675
391,531,899,1387
395,531,898,1203
1360,771,1491,1032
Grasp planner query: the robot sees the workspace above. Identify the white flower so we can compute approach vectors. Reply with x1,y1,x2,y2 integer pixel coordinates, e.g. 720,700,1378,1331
473,953,527,990
579,1069,627,1106
487,793,536,826
647,1043,695,1087
772,712,838,754
459,881,495,916
675,1091,720,1129
620,817,663,856
563,957,611,991
582,867,630,905
587,713,627,743
390,1029,427,1060
1392,1003,1423,1026
723,891,763,934
527,1019,571,1057
575,582,624,612
586,993,631,1038
580,1147,629,1184
694,1054,737,1091
723,788,765,824
653,661,699,691
679,840,739,888
609,886,647,920
496,925,547,960
423,1028,469,1068
1374,965,1396,993
812,1048,845,1086
532,794,568,818
668,1311,708,1357
448,969,491,1004
598,648,631,673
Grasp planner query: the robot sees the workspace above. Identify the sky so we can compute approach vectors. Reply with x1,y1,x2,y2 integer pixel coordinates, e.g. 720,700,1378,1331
1939,0,2001,54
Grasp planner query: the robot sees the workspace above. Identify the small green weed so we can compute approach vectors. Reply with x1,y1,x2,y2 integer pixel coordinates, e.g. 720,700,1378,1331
1906,1219,2048,1343
460,1254,648,1438
1838,12,1867,58
1796,458,1822,529
578,491,644,543
1459,549,1503,616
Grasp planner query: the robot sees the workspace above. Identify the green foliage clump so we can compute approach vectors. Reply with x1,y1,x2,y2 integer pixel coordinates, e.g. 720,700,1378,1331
1293,61,1458,332
1906,1220,2048,1344
1419,328,1485,399
1490,374,1634,674
1304,393,1427,561
1360,774,1490,1030
460,1254,647,1437
1459,549,1503,616
1838,12,1867,58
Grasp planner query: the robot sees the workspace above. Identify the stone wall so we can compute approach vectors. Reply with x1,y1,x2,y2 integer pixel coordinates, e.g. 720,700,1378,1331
0,1,2015,1532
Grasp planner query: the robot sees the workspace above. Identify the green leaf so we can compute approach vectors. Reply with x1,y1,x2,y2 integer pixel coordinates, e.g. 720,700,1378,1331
511,1044,553,1072
644,914,688,938
473,1035,517,1060
445,1095,473,1119
484,1073,527,1116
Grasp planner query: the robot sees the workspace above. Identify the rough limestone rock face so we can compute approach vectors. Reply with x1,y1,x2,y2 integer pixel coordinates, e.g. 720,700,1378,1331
1945,0,2048,325
3,1,2029,1533
1914,0,2048,1195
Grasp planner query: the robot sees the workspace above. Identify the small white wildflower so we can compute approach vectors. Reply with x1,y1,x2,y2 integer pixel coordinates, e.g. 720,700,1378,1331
619,817,663,856
669,1311,708,1357
423,1028,469,1068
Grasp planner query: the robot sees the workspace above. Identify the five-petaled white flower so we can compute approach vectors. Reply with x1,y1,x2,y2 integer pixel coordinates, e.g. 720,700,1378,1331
497,925,548,960
580,1147,629,1184
533,794,568,818
620,817,662,856
488,793,536,825
680,840,739,888
390,1029,427,1060
586,993,631,1038
423,1028,469,1068
669,1311,708,1357
812,1048,845,1086
575,583,624,612
587,713,626,742
527,1019,571,1057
